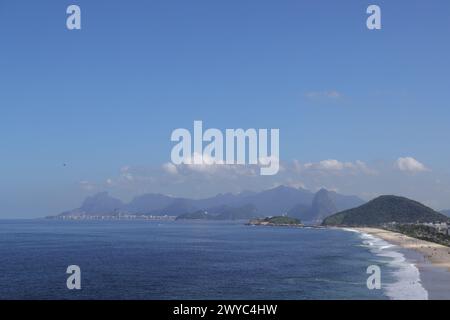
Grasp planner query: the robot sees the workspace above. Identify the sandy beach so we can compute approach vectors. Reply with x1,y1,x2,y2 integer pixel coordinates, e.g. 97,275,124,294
354,227,450,271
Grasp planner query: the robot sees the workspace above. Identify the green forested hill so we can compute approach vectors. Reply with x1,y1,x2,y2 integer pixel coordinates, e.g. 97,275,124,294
322,195,449,226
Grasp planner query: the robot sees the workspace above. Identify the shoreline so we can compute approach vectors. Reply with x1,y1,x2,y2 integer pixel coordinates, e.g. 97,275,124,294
350,227,450,299
352,227,450,271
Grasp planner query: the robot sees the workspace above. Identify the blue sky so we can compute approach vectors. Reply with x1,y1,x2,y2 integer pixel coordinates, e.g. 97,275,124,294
1,1,450,217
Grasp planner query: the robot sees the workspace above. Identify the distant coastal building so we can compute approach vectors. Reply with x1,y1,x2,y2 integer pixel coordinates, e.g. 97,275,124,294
423,222,449,236
56,214,177,221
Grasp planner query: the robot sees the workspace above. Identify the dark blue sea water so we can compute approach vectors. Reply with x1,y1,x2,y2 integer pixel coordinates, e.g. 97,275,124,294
0,220,418,300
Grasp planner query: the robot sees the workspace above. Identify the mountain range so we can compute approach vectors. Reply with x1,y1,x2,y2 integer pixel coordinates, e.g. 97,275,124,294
56,186,365,223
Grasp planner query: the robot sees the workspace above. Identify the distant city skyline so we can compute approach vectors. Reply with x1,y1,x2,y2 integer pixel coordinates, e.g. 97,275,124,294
1,1,450,217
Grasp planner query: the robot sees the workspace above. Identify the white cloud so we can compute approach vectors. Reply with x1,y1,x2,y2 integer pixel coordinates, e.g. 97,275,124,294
162,162,178,175
305,159,345,171
396,157,430,173
285,181,306,189
161,152,283,177
302,159,376,175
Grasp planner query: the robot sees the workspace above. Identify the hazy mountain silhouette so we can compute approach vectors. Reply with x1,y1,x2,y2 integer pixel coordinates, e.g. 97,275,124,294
441,210,450,217
124,193,175,214
288,189,364,223
57,186,364,223
59,192,124,217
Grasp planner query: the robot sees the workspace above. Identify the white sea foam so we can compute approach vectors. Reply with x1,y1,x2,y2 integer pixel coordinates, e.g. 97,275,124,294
347,228,428,300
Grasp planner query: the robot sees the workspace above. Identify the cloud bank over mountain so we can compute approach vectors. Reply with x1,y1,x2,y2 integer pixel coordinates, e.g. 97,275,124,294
72,156,450,212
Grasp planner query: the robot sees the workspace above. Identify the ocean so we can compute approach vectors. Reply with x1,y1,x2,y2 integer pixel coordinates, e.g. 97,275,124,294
0,219,429,300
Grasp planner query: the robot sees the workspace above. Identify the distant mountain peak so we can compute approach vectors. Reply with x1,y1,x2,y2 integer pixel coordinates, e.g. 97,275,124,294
55,186,364,222
60,192,124,217
288,189,364,224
